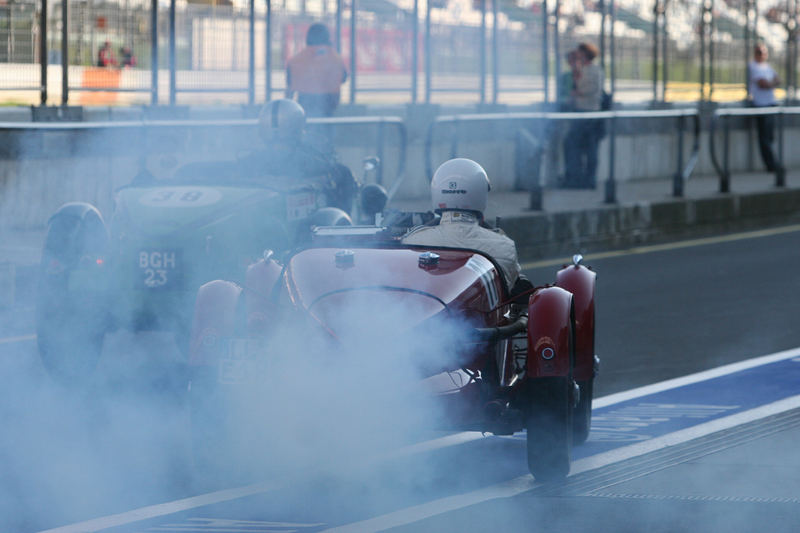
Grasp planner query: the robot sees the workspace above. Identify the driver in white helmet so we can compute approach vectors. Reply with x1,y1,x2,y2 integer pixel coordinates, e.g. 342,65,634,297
402,158,521,287
239,99,358,211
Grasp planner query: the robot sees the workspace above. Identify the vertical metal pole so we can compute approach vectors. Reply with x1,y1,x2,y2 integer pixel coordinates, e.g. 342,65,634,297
673,114,685,197
248,0,255,105
151,0,158,105
709,0,714,101
652,0,659,103
777,109,786,186
599,0,606,72
377,120,385,185
700,1,706,101
542,0,549,103
335,0,342,52
605,0,617,204
266,0,272,101
169,0,176,105
554,0,561,104
425,0,431,104
40,0,47,105
492,0,499,104
661,6,668,101
412,0,418,103
480,0,487,104
610,0,616,95
349,0,356,104
722,114,730,193
745,0,752,99
61,0,68,105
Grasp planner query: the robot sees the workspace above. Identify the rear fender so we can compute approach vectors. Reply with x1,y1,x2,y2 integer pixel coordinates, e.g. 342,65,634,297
188,280,242,367
527,286,573,378
244,256,283,335
556,263,596,381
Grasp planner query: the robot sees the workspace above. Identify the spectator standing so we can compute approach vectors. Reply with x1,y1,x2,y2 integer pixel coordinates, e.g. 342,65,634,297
748,44,783,173
562,42,604,189
286,23,348,118
120,47,137,68
97,41,117,67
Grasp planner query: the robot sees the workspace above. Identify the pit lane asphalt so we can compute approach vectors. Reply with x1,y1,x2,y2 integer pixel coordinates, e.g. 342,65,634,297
2,226,800,532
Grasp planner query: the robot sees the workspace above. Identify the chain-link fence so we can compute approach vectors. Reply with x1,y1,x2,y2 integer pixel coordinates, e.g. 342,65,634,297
0,0,797,107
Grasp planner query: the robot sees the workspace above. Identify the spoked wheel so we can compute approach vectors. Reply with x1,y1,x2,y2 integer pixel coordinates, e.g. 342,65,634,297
525,376,573,482
573,377,594,445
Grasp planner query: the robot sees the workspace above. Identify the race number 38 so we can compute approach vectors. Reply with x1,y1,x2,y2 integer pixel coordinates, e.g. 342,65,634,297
139,250,180,289
139,187,222,207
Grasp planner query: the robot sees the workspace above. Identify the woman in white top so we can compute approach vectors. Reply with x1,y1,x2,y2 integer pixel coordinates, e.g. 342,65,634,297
747,44,782,173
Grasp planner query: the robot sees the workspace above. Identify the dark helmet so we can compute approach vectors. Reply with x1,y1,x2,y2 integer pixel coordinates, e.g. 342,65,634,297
306,23,332,46
258,99,306,143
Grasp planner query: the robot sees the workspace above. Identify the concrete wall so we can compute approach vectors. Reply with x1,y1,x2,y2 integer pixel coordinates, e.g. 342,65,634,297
1,111,799,230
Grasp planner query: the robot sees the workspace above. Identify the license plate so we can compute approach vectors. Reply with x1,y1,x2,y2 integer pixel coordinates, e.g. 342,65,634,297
137,249,182,289
286,191,318,221
218,338,270,385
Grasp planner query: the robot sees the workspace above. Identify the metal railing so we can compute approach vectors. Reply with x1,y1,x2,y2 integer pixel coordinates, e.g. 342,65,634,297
425,108,701,207
0,115,407,190
709,105,800,193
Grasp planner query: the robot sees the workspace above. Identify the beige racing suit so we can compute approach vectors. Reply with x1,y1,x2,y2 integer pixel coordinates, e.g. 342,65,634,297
401,210,521,287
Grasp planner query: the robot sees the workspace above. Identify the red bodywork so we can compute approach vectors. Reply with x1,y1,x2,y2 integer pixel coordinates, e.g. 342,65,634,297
189,241,596,434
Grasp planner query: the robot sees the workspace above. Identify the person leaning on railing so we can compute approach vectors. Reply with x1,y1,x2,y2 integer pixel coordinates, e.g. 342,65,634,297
747,43,784,175
561,42,604,189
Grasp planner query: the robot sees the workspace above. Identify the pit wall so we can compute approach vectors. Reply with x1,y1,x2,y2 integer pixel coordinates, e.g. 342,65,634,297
1,106,799,230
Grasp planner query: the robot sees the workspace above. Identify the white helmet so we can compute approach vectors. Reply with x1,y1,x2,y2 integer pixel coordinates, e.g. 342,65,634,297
259,99,306,142
430,158,491,215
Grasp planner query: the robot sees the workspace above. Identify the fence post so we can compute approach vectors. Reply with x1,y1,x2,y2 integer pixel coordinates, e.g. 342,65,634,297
425,0,431,104
542,0,549,103
266,0,272,101
151,0,158,105
169,0,176,106
248,0,255,105
40,0,47,105
449,118,459,159
412,0,418,103
673,114,685,197
349,0,356,104
777,109,786,187
721,114,730,193
492,0,498,104
605,114,617,204
336,0,342,52
61,0,68,105
480,0,486,104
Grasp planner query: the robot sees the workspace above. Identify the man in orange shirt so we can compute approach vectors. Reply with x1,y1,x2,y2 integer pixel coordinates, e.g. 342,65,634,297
286,23,347,118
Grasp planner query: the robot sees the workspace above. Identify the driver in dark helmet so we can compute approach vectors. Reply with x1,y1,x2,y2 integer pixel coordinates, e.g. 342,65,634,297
238,99,358,212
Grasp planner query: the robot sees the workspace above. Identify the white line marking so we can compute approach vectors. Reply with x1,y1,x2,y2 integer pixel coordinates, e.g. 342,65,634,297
520,223,800,270
37,481,284,533
0,333,36,345
38,345,800,533
322,394,800,533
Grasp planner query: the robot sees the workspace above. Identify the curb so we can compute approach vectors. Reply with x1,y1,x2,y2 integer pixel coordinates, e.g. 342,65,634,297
500,188,800,260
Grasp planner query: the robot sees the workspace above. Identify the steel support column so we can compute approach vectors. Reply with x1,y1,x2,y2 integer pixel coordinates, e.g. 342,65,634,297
248,0,255,105
40,0,47,105
349,0,356,104
492,0,499,104
61,0,68,105
169,0,176,105
266,0,272,100
480,0,487,104
425,0,431,103
542,0,549,103
412,0,418,103
336,0,342,51
150,0,158,104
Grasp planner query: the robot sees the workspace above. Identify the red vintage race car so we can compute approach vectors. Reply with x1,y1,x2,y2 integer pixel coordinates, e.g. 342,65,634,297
187,220,598,482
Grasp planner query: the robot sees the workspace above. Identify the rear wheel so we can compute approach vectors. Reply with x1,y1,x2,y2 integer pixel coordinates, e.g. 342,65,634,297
526,376,573,482
36,212,109,384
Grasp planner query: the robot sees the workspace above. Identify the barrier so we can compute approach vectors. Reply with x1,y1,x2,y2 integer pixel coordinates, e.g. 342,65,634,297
709,105,800,193
425,108,701,207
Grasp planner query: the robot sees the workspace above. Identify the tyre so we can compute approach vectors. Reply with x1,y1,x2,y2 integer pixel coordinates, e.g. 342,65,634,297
36,210,109,384
526,376,573,482
573,378,594,445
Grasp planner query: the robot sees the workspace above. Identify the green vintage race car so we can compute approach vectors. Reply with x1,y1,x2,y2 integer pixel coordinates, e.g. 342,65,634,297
35,160,355,384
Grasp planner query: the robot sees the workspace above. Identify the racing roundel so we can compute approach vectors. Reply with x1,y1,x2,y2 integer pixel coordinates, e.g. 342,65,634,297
139,187,222,208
